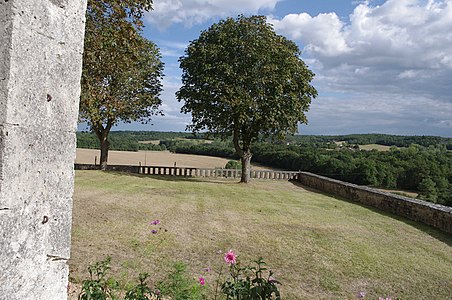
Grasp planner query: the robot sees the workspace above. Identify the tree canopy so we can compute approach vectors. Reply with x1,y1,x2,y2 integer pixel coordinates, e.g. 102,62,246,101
80,0,163,169
177,15,317,182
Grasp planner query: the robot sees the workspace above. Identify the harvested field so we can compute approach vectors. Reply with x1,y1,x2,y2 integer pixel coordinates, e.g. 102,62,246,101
137,140,160,145
76,148,266,170
359,144,393,151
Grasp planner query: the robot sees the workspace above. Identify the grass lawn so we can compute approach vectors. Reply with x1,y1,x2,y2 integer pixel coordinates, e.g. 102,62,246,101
69,171,452,299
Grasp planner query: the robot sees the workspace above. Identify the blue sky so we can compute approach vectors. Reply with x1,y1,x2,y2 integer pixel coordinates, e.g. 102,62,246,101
104,0,452,137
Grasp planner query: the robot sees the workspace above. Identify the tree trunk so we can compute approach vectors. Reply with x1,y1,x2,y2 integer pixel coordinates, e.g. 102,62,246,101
93,120,113,171
100,137,110,171
240,151,252,183
232,123,252,183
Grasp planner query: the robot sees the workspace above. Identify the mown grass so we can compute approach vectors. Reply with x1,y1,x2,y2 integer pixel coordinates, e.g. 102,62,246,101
70,171,452,299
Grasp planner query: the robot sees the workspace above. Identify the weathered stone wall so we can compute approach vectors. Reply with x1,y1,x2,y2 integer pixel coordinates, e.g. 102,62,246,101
297,172,452,234
0,0,87,298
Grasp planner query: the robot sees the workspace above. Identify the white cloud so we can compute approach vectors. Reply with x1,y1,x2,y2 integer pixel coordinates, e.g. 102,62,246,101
269,13,351,57
160,76,182,114
157,40,188,58
300,93,452,136
145,0,281,29
270,0,452,103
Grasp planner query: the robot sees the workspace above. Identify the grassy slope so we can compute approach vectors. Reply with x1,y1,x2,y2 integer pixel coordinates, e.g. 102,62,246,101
70,171,452,299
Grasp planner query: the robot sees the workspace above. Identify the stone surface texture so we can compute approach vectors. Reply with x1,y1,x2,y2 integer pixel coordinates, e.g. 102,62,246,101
0,0,87,298
297,172,452,234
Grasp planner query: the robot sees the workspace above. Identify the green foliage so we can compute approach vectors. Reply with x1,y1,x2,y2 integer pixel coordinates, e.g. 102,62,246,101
157,262,205,300
78,257,280,300
417,177,438,202
76,131,172,152
77,131,101,149
124,273,158,300
225,160,242,169
164,139,236,158
221,258,281,300
79,257,119,300
76,131,208,152
81,0,163,127
177,14,317,182
285,133,452,149
79,259,164,300
80,0,163,167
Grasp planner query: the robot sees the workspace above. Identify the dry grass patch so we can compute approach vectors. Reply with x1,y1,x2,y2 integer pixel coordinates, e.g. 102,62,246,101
70,171,452,299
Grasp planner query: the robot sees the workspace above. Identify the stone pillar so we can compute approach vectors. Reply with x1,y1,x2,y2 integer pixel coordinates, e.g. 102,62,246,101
0,0,86,298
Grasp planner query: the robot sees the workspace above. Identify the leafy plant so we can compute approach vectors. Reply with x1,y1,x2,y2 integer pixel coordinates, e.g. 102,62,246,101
157,261,205,300
79,260,165,300
225,160,242,170
124,273,160,300
79,257,119,300
221,256,281,300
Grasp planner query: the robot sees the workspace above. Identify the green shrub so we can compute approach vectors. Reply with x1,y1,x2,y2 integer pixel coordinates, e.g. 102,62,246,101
78,257,119,300
225,160,241,169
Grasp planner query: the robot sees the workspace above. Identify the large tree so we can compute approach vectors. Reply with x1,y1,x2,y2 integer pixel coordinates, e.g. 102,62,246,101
177,15,317,183
80,0,163,170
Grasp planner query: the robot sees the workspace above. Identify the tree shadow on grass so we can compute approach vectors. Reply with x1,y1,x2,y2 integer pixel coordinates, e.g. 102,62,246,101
289,180,452,247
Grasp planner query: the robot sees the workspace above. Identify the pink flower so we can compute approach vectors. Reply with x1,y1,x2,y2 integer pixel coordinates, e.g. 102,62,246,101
199,277,205,285
224,249,237,264
150,220,161,225
151,229,158,234
358,291,366,298
378,298,391,300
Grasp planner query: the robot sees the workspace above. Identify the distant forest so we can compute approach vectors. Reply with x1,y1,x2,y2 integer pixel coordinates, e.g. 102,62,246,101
77,131,452,206
76,131,204,151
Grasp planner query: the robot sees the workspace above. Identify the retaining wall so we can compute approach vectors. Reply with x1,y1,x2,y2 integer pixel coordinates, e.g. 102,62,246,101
297,172,452,234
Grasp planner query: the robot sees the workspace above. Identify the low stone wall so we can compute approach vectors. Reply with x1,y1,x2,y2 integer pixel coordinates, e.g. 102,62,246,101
75,164,139,173
297,172,452,234
75,164,298,180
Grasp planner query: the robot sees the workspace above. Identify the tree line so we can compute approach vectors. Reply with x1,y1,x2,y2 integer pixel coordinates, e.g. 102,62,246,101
285,134,452,149
76,131,208,151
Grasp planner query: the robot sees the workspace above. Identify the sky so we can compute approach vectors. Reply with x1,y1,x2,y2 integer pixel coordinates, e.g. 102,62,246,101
102,0,452,137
